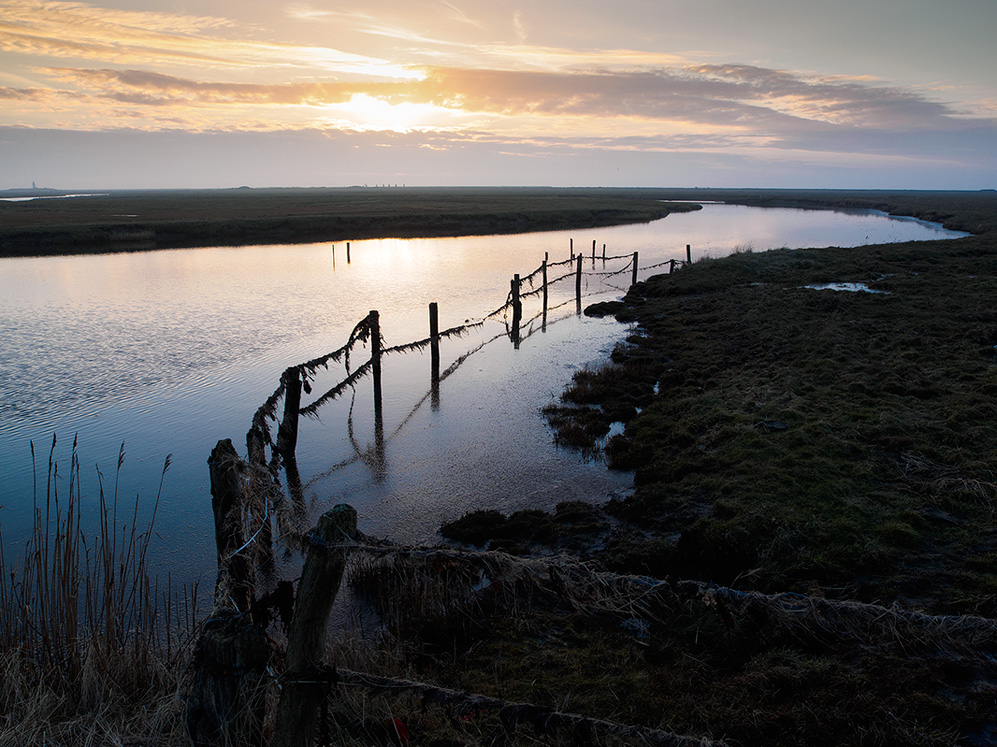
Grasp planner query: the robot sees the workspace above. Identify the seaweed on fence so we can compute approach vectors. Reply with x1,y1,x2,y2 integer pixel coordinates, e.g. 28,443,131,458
300,359,375,418
300,317,372,380
381,321,482,356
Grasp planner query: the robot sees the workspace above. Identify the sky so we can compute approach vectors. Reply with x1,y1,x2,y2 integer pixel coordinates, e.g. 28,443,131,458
1,0,995,189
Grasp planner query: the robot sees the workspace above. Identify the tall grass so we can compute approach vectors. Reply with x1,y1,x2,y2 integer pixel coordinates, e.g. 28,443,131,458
0,435,198,745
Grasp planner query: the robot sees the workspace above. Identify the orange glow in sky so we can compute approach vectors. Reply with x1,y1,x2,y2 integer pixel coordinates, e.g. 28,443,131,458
0,0,994,188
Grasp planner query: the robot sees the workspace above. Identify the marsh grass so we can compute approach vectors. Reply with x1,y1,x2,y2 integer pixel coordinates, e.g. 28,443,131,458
0,436,198,745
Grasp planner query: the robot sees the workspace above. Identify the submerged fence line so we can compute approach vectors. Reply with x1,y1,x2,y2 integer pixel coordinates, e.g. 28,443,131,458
187,237,702,746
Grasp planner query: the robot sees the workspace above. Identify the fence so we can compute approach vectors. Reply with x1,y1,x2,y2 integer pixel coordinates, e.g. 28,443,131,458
185,239,696,746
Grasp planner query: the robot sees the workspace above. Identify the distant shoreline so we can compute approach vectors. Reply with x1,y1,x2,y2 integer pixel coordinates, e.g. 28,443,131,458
2,186,995,259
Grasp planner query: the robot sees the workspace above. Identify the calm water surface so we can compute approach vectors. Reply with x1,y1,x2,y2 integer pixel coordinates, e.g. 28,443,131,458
0,204,968,583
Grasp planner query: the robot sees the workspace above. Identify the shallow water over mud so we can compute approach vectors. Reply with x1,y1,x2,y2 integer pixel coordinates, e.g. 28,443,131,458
0,204,968,583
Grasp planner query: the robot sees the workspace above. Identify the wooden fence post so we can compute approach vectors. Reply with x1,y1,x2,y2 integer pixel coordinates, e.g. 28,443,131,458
602,243,606,261
631,252,639,287
669,258,676,274
686,244,691,263
541,259,548,329
273,504,359,747
511,274,522,345
186,439,267,747
347,242,351,264
575,255,583,312
591,239,596,263
570,238,574,259
276,368,302,462
369,310,385,471
429,302,440,411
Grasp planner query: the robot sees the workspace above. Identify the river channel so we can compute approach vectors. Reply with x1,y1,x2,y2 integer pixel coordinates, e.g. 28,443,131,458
0,204,969,584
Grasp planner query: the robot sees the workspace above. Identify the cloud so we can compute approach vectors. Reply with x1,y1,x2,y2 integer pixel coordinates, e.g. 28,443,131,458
0,0,419,78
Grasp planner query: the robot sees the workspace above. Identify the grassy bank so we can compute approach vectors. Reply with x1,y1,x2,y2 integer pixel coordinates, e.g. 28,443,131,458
428,190,997,745
0,186,694,257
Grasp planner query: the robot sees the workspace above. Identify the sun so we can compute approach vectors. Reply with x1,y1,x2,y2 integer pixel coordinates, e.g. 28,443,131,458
322,93,456,133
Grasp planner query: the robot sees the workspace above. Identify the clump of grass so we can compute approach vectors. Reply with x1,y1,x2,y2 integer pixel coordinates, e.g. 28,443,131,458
0,436,198,745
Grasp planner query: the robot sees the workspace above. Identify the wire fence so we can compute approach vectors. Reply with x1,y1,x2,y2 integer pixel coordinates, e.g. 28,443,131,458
187,239,703,746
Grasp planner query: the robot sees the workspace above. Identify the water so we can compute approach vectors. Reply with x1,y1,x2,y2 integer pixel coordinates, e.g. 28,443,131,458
0,204,969,584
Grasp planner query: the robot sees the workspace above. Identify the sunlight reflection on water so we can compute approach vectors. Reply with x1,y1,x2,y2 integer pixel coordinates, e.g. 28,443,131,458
0,204,969,584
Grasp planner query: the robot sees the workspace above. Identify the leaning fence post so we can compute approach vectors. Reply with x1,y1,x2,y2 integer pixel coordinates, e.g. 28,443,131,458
277,367,302,462
273,504,359,747
631,252,639,287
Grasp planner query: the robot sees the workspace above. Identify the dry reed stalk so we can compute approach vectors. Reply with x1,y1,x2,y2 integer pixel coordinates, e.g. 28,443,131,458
0,438,198,746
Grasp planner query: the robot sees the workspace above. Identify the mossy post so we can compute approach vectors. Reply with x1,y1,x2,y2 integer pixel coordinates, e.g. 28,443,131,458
276,367,302,462
207,438,254,613
631,252,639,287
187,439,268,747
429,302,440,410
273,504,358,747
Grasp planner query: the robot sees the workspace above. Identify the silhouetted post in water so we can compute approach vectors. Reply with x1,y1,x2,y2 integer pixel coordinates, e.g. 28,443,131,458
686,244,691,263
277,367,302,462
347,242,351,264
591,239,596,264
511,274,522,347
669,258,676,274
429,302,440,411
273,504,358,747
541,258,548,331
632,252,639,287
369,310,385,475
570,238,574,259
602,243,606,261
331,244,335,268
207,439,255,612
575,255,583,313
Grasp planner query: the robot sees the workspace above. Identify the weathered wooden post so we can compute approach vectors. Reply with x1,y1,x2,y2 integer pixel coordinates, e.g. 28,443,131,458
207,439,254,612
276,367,302,462
186,439,268,747
602,243,606,261
541,258,548,330
575,254,583,307
570,238,574,259
511,275,522,346
631,251,639,287
245,424,274,573
273,504,358,747
669,258,676,274
331,244,335,268
369,310,385,473
686,244,691,263
429,302,440,411
347,242,351,264
591,239,596,263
